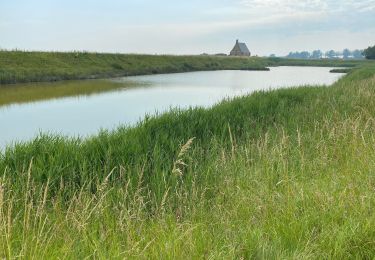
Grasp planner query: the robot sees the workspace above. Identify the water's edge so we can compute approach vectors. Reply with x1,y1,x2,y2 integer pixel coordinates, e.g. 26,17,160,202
0,67,344,148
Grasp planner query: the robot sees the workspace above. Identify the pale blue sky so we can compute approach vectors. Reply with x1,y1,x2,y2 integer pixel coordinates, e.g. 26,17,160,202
1,0,374,55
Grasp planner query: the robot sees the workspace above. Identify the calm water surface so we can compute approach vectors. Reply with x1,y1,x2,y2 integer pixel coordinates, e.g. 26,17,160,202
0,67,343,147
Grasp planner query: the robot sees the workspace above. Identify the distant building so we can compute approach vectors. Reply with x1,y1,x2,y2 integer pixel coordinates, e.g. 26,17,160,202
230,39,251,57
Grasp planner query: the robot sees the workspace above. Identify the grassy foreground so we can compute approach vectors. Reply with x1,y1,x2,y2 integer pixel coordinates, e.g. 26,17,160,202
0,50,368,84
1,63,375,258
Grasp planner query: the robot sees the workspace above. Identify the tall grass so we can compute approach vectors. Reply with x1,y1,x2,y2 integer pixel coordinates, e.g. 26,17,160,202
0,65,375,257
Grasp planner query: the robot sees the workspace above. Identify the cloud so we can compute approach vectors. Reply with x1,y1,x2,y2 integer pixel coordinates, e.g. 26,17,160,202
120,10,326,37
1,0,374,55
240,0,325,11
239,0,375,13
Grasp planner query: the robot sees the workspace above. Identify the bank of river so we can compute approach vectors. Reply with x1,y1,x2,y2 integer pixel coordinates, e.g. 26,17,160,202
0,66,343,147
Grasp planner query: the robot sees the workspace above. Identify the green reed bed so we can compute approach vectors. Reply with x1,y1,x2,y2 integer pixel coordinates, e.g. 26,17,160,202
0,65,375,258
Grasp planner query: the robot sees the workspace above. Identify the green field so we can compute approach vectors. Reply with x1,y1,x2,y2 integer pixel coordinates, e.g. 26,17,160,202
0,50,368,84
0,59,375,258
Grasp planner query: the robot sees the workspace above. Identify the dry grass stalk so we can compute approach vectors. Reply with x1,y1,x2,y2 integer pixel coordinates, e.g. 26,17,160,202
172,137,196,177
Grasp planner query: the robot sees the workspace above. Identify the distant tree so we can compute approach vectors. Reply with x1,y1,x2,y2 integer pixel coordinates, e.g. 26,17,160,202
325,50,336,59
286,51,310,59
286,52,298,59
343,49,351,59
286,48,365,60
311,50,323,59
363,45,375,59
300,51,310,59
335,51,342,58
269,54,276,57
352,49,364,59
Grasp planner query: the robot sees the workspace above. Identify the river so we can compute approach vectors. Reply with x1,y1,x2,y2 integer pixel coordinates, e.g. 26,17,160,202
0,66,344,148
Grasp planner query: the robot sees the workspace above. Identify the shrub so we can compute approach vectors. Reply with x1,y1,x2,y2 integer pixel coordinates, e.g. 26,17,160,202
363,45,375,60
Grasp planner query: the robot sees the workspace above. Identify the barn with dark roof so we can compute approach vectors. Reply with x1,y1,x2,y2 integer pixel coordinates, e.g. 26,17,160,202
230,39,251,57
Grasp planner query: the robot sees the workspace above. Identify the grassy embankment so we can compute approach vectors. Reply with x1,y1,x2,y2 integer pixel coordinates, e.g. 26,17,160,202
0,61,375,257
0,50,368,84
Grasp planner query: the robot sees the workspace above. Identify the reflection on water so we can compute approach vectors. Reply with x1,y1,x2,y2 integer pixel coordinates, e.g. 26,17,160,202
0,79,135,107
0,67,343,147
0,80,139,107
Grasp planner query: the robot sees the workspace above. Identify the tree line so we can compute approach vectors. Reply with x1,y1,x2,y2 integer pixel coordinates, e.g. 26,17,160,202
363,45,375,59
276,45,375,60
282,49,364,59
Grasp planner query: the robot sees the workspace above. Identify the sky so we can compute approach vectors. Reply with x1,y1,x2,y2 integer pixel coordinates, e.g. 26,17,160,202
0,0,375,56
